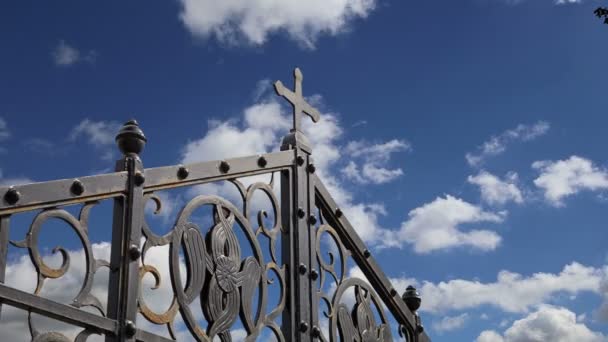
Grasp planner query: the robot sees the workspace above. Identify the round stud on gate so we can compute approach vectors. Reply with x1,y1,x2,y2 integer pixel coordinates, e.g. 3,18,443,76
335,208,343,218
299,321,309,333
219,161,230,173
299,263,307,275
4,187,20,205
308,215,317,225
128,244,141,261
70,179,84,196
297,208,306,219
257,156,268,168
116,119,147,156
363,249,371,258
134,172,145,186
124,320,137,337
310,269,319,280
311,326,321,337
390,288,398,297
296,155,305,166
307,163,316,174
177,166,189,180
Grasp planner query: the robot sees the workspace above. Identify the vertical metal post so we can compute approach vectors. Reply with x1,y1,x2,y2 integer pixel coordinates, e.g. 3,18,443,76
106,120,147,342
0,215,9,319
280,132,315,342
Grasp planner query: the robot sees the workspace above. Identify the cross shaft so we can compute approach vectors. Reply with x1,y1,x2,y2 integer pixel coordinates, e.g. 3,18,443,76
274,68,321,133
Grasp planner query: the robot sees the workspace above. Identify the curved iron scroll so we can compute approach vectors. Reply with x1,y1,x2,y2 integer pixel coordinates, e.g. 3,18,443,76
9,201,110,340
315,223,395,342
139,177,286,341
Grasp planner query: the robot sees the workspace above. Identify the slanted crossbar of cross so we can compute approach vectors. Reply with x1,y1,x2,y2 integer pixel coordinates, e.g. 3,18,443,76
274,68,321,133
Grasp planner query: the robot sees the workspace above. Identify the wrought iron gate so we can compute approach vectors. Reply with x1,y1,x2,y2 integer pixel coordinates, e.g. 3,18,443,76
0,68,430,342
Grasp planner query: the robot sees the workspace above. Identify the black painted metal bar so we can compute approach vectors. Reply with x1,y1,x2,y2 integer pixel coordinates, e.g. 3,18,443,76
313,173,431,342
107,121,146,342
0,283,117,334
0,150,293,216
143,150,293,192
0,215,9,320
0,172,128,215
134,329,175,342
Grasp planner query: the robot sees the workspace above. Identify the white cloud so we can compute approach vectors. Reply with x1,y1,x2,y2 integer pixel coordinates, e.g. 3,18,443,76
341,139,410,184
0,117,10,141
387,195,504,253
432,313,469,333
476,305,605,342
466,121,550,167
178,0,377,48
69,119,122,161
468,171,523,206
52,40,97,66
418,262,603,314
533,156,608,206
0,169,33,186
555,0,582,4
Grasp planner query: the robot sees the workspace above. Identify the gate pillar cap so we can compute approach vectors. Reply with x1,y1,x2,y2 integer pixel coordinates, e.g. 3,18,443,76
116,119,147,155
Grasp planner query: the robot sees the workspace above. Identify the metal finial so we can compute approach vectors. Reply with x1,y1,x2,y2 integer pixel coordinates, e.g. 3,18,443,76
274,67,321,133
403,285,421,312
116,119,147,156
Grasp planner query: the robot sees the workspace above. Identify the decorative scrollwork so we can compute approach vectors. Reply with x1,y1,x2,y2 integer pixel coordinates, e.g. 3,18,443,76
139,175,286,341
316,224,394,342
10,202,110,316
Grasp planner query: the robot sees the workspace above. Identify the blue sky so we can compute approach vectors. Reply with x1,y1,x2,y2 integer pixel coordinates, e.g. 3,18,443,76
1,0,608,341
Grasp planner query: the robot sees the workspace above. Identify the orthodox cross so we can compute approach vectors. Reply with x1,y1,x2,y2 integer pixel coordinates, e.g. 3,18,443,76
274,67,321,133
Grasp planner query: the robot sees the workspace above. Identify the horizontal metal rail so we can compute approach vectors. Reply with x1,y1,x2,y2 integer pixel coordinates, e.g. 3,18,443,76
0,283,117,335
313,174,430,342
0,150,294,215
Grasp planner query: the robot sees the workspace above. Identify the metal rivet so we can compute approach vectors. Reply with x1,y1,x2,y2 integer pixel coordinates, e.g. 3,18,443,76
363,249,371,258
416,324,425,334
297,208,306,219
219,161,230,173
299,263,307,275
310,269,319,280
390,288,397,296
335,208,343,218
70,179,84,196
134,172,145,186
177,166,189,180
311,326,321,337
124,320,136,337
128,245,141,261
308,215,317,225
299,321,309,332
296,156,305,166
4,188,20,205
307,163,316,173
257,156,267,168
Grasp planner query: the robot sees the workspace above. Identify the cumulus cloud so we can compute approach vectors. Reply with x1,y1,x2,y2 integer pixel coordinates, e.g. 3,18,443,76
386,195,504,253
69,119,122,161
466,121,550,167
417,262,603,314
177,0,377,48
341,139,410,184
0,117,10,141
52,40,97,66
476,305,605,342
533,155,608,206
468,171,523,206
432,313,469,333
